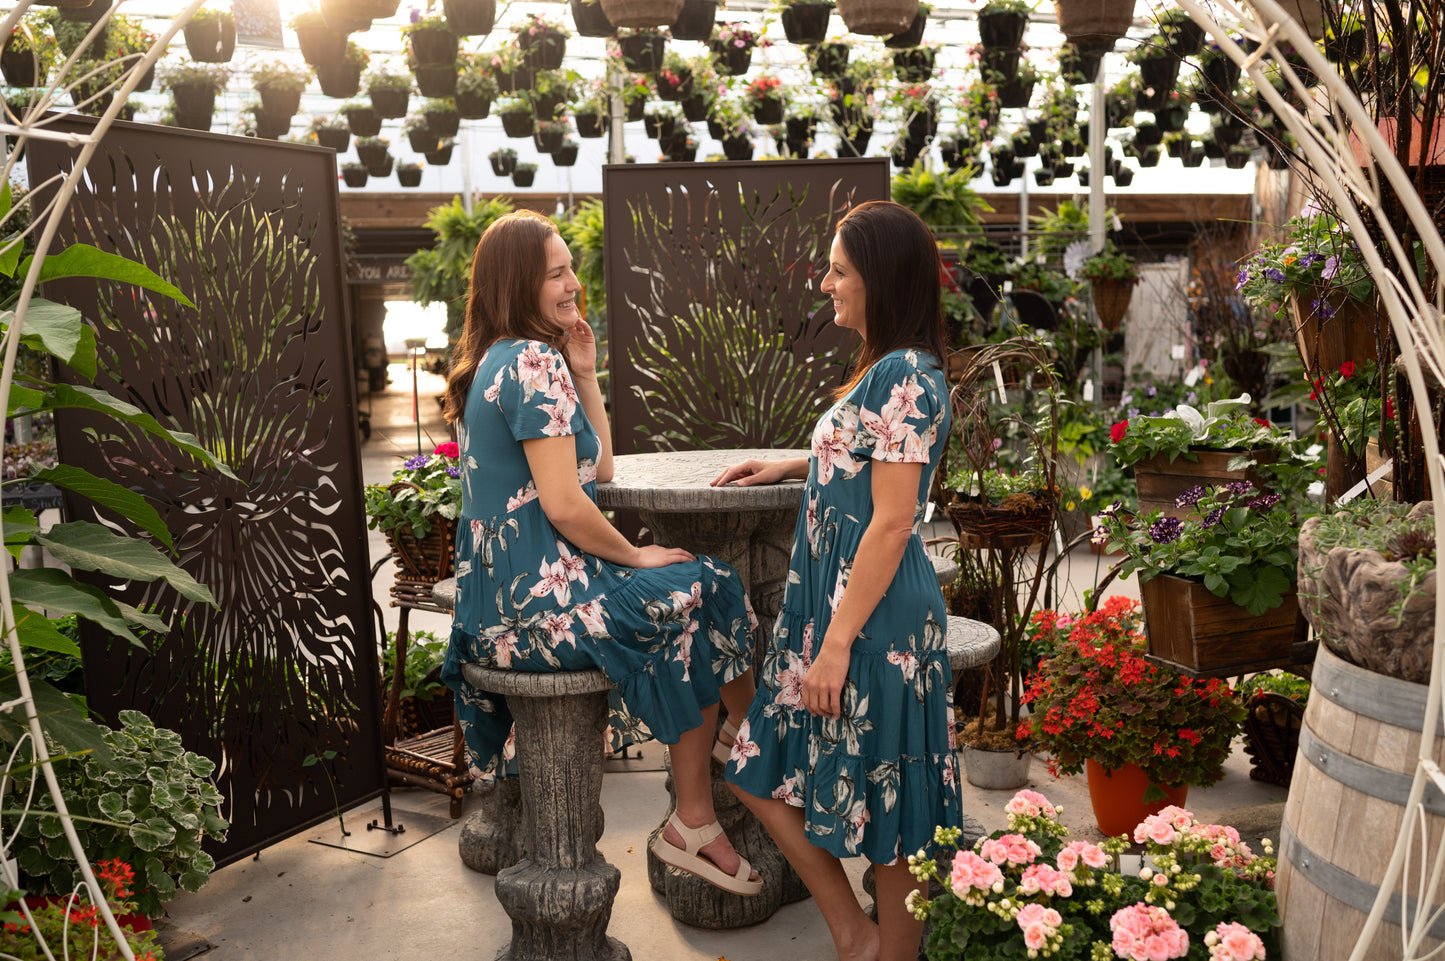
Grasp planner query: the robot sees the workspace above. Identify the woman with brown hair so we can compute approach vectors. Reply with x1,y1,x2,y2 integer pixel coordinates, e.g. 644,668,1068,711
441,209,761,895
714,200,957,959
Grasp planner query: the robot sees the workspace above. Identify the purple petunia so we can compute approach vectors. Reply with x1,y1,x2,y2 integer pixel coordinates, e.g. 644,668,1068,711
1265,267,1286,283
446,466,461,478
1099,500,1125,519
1322,254,1341,280
1091,525,1110,545
404,455,430,470
1234,269,1250,292
1201,507,1226,528
1175,486,1206,509
1248,492,1282,511
1223,480,1255,498
1310,296,1337,319
1149,516,1184,544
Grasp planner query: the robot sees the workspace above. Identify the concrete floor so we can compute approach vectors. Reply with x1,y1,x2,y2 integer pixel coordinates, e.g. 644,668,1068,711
159,361,1288,960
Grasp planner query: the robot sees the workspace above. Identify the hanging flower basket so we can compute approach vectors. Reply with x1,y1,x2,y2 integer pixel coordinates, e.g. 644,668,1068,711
424,106,460,138
570,0,616,37
709,37,754,75
295,21,348,66
721,135,753,161
316,127,350,152
810,41,850,78
170,84,218,131
444,0,497,35
1240,691,1304,786
882,10,926,47
946,490,1056,551
977,9,1027,49
669,0,718,41
780,2,831,44
553,142,580,166
512,163,538,187
680,92,708,122
342,165,369,187
317,62,363,98
383,491,457,587
575,111,606,137
520,28,567,71
618,32,665,72
414,65,457,98
489,149,517,176
752,97,784,125
408,127,439,152
836,0,916,36
599,0,684,29
1052,0,1136,51
369,87,410,118
425,141,455,164
397,164,423,187
183,17,236,63
1090,277,1134,331
455,91,491,119
344,105,382,136
409,25,459,65
501,110,535,138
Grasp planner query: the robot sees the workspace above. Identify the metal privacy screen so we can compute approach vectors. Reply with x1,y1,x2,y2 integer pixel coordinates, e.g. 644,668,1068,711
603,158,890,455
28,116,384,865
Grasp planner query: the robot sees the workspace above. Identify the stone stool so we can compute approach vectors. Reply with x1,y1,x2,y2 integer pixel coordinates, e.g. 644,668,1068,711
929,552,959,590
946,614,1000,684
460,663,629,961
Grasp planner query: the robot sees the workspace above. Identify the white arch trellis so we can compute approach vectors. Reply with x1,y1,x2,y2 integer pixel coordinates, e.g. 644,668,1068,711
0,2,204,958
1171,0,1445,958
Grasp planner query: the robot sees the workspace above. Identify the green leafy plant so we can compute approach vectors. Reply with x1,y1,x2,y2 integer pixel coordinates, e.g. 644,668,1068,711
309,113,348,133
363,442,461,540
456,53,498,99
3,15,60,81
404,196,514,342
513,10,571,38
1107,393,1305,473
9,711,229,918
343,39,370,67
158,61,230,91
1078,240,1138,284
250,58,310,92
364,65,413,93
913,785,1278,960
1238,669,1310,703
1235,211,1375,321
355,134,390,150
400,10,451,34
978,0,1031,13
890,162,991,231
1019,597,1247,788
190,5,233,26
496,95,531,116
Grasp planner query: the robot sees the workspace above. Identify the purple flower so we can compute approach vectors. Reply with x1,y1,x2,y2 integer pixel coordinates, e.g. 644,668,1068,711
1175,485,1206,509
1248,492,1282,511
1201,507,1226,527
1146,385,1158,398
1185,391,1198,405
1310,296,1337,319
1223,480,1255,498
1090,526,1110,545
1264,267,1286,283
1099,500,1125,519
1149,516,1184,544
446,466,461,478
1299,252,1323,268
404,455,430,470
1234,268,1249,291
1322,254,1340,279
409,6,420,21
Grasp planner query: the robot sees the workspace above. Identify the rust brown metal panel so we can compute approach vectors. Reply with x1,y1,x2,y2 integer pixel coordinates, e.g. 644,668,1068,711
603,158,890,455
27,116,384,866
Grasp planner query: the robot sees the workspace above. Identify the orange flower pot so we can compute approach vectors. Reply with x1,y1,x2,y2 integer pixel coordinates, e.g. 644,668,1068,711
1085,758,1188,838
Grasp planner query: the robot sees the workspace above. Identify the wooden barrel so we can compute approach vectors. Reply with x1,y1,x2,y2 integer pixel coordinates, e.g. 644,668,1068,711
1277,644,1445,960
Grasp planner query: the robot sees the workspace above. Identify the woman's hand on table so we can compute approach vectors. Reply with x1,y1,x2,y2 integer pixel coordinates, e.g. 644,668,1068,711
710,458,805,487
632,544,697,569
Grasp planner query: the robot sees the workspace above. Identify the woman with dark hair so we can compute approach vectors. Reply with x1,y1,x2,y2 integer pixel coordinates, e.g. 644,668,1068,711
713,200,955,959
442,209,761,896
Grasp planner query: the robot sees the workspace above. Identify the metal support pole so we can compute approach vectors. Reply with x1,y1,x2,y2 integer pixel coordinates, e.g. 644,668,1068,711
1089,70,1108,399
607,65,626,165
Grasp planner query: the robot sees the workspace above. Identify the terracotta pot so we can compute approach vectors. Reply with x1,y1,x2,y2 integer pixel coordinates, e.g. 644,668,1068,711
1086,759,1188,838
1139,572,1309,678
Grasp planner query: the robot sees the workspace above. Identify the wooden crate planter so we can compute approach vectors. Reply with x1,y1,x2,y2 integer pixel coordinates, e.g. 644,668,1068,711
1140,573,1310,678
1133,447,1275,520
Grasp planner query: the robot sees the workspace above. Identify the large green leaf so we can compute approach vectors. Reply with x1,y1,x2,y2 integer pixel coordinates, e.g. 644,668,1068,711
0,676,112,766
3,505,37,559
7,300,99,380
12,605,82,657
22,243,195,308
8,382,235,480
32,522,213,605
31,464,173,550
7,568,165,645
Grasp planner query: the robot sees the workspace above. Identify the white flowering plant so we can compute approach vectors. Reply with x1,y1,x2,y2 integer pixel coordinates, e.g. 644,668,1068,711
911,789,1280,961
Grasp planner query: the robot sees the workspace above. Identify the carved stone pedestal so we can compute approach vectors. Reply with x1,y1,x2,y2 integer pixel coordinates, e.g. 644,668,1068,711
461,665,629,961
458,778,527,875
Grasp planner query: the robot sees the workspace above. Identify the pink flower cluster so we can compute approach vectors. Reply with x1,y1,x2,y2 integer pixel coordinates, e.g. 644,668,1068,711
1206,922,1266,961
1056,840,1109,872
949,850,1003,900
1019,863,1073,897
1015,903,1063,952
1004,789,1057,820
979,833,1043,867
1110,904,1189,961
1133,806,1196,845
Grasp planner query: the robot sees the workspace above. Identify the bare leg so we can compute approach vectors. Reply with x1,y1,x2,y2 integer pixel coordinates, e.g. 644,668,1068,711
716,670,756,747
873,859,925,961
731,786,880,961
662,702,758,881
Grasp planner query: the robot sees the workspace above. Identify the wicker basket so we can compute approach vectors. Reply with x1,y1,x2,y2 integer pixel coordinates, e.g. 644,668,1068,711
1091,278,1135,331
1052,0,1136,49
599,0,683,28
947,493,1056,550
836,0,916,36
1240,691,1304,786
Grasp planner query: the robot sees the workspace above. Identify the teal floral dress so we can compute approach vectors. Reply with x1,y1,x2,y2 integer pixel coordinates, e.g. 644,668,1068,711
725,349,959,864
442,339,755,783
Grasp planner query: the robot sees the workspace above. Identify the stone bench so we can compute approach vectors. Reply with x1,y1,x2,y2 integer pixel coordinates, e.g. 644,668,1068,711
945,613,1000,683
458,663,630,961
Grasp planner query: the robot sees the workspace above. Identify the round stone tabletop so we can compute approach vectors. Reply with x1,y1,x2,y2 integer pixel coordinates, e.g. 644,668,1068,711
596,448,810,513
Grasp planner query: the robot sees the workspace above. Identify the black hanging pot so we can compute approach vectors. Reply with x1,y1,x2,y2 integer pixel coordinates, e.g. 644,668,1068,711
1164,18,1204,56
183,18,236,63
980,46,1020,81
356,140,389,167
784,138,808,158
342,166,369,187
502,64,536,93
1137,54,1180,96
576,111,606,137
316,127,350,151
490,150,517,176
534,125,565,153
317,62,363,98
669,0,718,41
892,47,934,83
785,115,816,142
570,0,616,37
320,0,371,35
553,143,580,166
295,22,348,66
253,111,290,139
409,26,459,65
532,91,565,121
838,125,872,156
883,11,927,48
752,98,784,125
414,65,457,98
643,113,676,140
1,43,40,88
170,84,217,130
998,77,1034,110
1033,167,1055,186
425,107,460,138
369,87,410,118
1180,144,1204,166
625,98,645,122
512,165,537,187
501,111,535,137
904,106,936,143
706,118,724,140
1134,83,1169,112
1059,43,1102,85
455,92,491,119
991,168,1013,187
365,153,394,178
426,141,456,164
710,39,753,75
1133,120,1162,146
258,86,302,119
1138,145,1161,167
891,140,922,168
521,29,567,70
1201,57,1241,98
1011,132,1038,157
618,33,665,72
780,2,831,44
398,165,423,187
721,135,753,161
656,69,693,101
408,127,439,152
445,0,497,35
1154,104,1186,132
344,106,382,136
680,93,708,122
977,9,1027,49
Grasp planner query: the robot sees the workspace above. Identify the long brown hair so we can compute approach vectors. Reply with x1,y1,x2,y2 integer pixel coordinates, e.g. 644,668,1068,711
829,200,949,399
443,209,569,423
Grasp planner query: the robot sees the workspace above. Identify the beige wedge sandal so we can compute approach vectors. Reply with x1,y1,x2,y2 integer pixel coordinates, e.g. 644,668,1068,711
711,719,739,766
651,812,763,897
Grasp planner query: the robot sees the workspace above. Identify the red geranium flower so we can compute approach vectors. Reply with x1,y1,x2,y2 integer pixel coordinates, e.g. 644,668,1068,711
434,441,460,458
1110,420,1128,444
1252,417,1270,428
1340,360,1356,378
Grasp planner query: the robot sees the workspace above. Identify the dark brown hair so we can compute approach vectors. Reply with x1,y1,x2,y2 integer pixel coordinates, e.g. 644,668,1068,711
443,209,569,423
829,200,949,399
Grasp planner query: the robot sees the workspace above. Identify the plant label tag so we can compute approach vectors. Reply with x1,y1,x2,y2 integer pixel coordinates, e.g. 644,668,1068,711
1184,365,1203,387
1055,529,1065,554
1171,344,1186,360
1338,457,1394,504
1083,379,1094,402
992,361,1008,404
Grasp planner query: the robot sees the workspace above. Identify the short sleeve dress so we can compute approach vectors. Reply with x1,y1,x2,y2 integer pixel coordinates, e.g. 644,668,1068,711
725,348,958,864
442,339,756,783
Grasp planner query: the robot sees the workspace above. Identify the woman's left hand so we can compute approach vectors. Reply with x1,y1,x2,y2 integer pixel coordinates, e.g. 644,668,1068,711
803,642,850,719
564,318,599,376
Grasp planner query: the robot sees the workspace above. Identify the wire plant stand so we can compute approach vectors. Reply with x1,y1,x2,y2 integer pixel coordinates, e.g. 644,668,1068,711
1171,1,1445,959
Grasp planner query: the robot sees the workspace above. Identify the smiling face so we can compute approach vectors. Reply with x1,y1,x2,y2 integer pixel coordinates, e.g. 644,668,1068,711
538,233,582,334
821,233,866,338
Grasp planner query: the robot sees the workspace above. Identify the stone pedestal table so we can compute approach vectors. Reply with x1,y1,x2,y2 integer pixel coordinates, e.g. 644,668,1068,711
597,448,810,927
460,663,629,961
